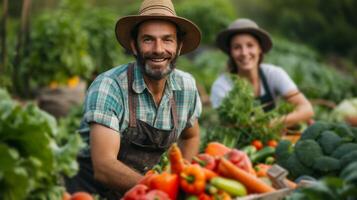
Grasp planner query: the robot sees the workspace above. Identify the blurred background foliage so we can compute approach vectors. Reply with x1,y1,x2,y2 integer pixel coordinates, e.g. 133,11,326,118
1,0,357,139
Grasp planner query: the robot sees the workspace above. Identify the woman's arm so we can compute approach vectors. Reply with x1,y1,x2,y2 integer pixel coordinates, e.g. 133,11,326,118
281,90,314,127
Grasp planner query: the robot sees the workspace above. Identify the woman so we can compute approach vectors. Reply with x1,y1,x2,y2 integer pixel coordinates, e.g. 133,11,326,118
210,18,314,128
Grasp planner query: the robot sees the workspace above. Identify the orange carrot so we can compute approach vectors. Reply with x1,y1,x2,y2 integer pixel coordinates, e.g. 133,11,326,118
202,168,218,180
204,142,231,157
168,143,185,174
285,179,297,189
217,158,276,194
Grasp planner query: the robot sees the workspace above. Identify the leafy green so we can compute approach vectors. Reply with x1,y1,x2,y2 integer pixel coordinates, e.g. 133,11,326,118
207,77,293,148
22,4,94,88
0,88,84,200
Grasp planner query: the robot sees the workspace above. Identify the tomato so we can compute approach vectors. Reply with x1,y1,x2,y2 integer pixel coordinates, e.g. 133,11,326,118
62,192,71,200
70,192,93,200
267,140,278,148
251,140,263,150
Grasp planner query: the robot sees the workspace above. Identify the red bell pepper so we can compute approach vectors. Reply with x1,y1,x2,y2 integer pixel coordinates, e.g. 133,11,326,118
142,189,170,200
122,184,149,200
225,149,254,175
149,172,179,200
198,193,212,200
192,153,217,170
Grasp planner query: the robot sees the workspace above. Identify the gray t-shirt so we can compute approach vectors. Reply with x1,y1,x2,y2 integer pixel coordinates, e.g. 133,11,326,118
210,63,298,108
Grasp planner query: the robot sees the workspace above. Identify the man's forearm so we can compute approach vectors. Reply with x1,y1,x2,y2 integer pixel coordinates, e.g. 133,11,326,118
93,159,143,193
178,133,200,161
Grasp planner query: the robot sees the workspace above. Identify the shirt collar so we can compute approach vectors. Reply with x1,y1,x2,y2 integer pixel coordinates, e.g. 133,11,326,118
132,63,182,94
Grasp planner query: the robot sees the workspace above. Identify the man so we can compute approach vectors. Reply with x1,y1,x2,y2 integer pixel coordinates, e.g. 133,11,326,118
65,0,202,199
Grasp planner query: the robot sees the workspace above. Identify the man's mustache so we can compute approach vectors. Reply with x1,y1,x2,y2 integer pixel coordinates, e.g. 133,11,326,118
142,52,173,60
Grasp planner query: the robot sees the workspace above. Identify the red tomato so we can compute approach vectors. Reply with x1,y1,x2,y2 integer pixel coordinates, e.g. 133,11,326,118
267,140,278,148
62,192,71,200
70,192,93,200
251,140,263,150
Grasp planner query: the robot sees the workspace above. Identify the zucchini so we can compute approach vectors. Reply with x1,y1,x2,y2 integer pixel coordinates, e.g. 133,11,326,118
250,146,275,163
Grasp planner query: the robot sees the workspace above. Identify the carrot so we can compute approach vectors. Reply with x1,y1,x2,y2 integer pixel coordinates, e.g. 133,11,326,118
285,179,297,189
254,164,271,177
202,168,218,180
217,158,276,194
168,143,185,174
204,142,231,157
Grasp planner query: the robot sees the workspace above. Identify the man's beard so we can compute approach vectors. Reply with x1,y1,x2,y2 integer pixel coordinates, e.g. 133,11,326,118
136,51,178,80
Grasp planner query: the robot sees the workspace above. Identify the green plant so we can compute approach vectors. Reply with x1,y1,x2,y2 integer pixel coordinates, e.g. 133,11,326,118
176,0,237,44
206,77,293,148
266,37,357,103
0,88,84,200
22,9,94,88
80,8,132,74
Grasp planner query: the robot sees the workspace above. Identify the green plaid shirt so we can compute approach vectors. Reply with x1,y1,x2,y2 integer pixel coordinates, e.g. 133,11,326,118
78,63,202,157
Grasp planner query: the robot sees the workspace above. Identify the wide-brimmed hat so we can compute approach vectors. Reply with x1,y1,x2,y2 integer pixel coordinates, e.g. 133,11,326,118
115,0,201,55
216,18,272,54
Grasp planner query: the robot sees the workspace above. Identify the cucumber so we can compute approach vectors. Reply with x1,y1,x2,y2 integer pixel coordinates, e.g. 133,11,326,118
250,146,275,163
210,177,247,197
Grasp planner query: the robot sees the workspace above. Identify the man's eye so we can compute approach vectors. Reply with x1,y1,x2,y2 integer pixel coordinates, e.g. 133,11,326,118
143,38,152,42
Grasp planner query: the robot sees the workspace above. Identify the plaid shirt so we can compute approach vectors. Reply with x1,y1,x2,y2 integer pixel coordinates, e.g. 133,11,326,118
78,63,202,157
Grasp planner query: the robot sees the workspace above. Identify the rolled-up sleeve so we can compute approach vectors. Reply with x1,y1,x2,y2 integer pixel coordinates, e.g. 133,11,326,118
83,76,123,133
186,90,202,128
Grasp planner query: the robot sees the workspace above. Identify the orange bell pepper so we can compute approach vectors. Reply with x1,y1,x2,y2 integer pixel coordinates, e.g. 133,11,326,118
180,164,206,195
205,142,231,157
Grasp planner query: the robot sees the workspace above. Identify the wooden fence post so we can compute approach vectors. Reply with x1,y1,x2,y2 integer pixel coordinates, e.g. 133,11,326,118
1,0,8,75
13,0,31,97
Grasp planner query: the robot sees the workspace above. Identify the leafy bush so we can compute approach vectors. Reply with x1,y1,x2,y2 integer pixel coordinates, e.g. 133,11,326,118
266,37,357,103
22,10,94,87
233,0,357,64
79,8,132,74
176,0,237,44
178,50,226,93
0,88,84,200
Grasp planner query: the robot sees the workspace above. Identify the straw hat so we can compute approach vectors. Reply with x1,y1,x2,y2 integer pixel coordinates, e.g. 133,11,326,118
115,0,201,55
216,18,272,54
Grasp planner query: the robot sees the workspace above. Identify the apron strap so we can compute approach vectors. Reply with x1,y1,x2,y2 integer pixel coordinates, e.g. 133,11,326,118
127,63,137,127
127,63,178,129
169,95,178,130
259,66,276,111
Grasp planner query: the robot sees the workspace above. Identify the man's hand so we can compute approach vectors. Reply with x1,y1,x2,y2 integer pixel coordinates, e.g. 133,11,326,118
178,120,200,161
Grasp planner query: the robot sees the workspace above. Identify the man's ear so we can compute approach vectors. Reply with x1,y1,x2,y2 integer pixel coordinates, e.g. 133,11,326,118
130,40,138,56
177,42,183,56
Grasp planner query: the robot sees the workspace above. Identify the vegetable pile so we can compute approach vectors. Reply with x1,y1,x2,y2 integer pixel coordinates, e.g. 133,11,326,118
275,121,357,180
122,142,295,200
0,88,84,200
